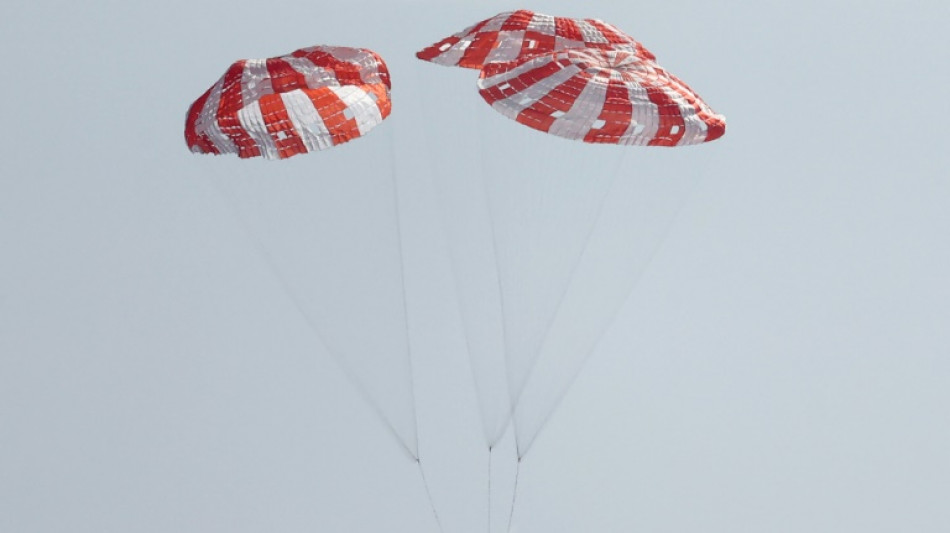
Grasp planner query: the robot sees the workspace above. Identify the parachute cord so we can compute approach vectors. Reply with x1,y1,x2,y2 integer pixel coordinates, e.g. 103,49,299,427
516,170,703,458
508,150,624,428
413,63,499,448
384,126,446,531
384,108,442,533
201,174,419,461
487,446,493,533
417,459,445,533
385,126,423,460
506,458,521,533
475,100,520,454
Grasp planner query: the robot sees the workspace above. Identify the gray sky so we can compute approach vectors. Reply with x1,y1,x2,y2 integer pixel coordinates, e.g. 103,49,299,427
2,1,949,532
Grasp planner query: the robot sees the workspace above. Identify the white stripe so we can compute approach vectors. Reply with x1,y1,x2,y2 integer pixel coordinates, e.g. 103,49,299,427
667,76,709,145
200,78,238,154
548,72,609,140
477,50,568,88
240,59,274,108
482,12,511,32
485,61,584,120
280,89,334,152
329,85,384,136
433,12,512,66
654,77,703,146
283,56,340,90
432,39,469,66
574,20,608,44
484,30,526,64
527,12,555,33
317,46,385,85
554,36,586,51
623,71,661,146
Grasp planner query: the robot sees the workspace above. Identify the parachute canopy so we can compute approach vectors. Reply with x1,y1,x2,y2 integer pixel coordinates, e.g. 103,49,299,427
185,46,392,160
416,9,656,69
477,48,726,146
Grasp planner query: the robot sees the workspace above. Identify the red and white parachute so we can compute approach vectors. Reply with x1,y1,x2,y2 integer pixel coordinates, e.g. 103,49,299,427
185,46,391,160
478,48,725,146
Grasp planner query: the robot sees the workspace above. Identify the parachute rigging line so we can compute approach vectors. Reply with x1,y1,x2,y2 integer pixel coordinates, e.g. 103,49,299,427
506,150,624,424
516,167,706,458
416,458,445,533
506,457,521,533
384,126,424,460
474,105,518,453
202,173,419,461
475,103,625,456
384,127,446,530
487,446,493,533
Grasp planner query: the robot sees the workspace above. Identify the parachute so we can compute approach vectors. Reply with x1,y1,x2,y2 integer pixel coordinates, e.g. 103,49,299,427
184,46,421,464
477,48,725,145
185,46,391,159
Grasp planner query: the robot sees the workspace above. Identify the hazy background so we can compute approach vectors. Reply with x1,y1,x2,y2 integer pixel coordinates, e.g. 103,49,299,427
2,1,949,532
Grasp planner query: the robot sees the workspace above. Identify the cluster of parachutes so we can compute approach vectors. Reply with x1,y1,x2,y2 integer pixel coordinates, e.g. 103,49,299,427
186,10,724,160
184,9,726,532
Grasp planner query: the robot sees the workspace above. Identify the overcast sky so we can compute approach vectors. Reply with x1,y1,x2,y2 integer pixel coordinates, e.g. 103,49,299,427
2,1,949,532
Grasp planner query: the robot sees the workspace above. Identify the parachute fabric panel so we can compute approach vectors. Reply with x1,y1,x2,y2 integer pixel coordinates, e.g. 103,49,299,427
415,10,655,69
477,48,726,146
185,46,392,160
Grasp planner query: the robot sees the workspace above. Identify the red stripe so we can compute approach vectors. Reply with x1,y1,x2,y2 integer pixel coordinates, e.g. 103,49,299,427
370,51,392,89
297,48,334,69
500,10,533,31
266,58,308,93
479,59,566,106
364,83,392,120
644,78,686,147
184,87,219,154
216,60,260,158
515,73,589,133
257,93,308,159
519,30,556,60
459,30,500,69
584,77,634,144
457,10,533,68
305,87,362,146
418,16,496,68
585,19,630,45
416,36,461,61
635,43,657,62
299,49,362,87
553,17,583,41
327,60,363,87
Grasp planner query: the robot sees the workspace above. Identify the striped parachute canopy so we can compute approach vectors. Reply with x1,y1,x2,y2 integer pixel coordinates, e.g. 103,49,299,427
416,9,656,69
185,46,391,160
477,48,726,146
416,10,725,146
